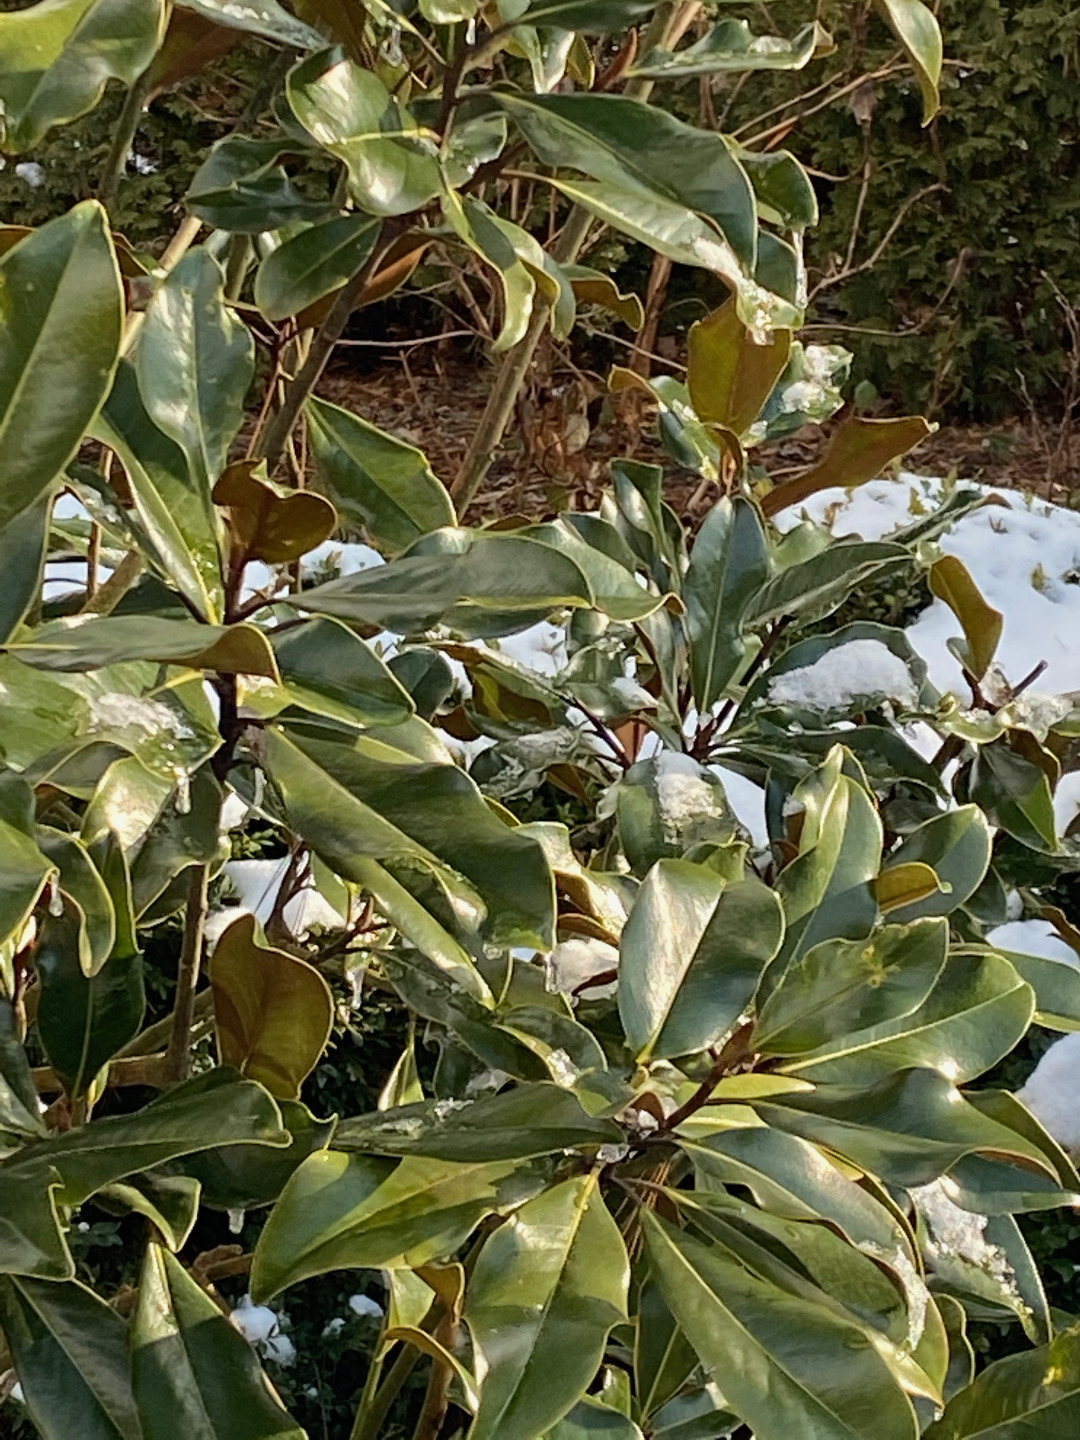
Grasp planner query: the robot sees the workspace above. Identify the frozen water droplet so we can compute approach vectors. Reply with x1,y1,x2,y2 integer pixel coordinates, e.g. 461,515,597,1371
597,1143,630,1165
175,772,191,815
543,955,559,994
48,878,64,917
547,1048,580,1087
228,1208,245,1235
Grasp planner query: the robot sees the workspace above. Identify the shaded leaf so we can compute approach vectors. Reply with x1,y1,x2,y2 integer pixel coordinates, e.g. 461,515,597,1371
213,461,336,564
254,213,379,322
684,496,770,708
178,0,321,46
881,806,992,923
924,1321,1080,1438
874,0,942,123
761,415,933,517
267,616,414,729
9,614,279,679
687,301,793,437
631,19,825,79
131,1242,305,1440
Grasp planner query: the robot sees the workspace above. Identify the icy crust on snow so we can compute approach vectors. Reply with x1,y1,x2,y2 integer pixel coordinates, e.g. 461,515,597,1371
1017,1033,1080,1153
779,472,1080,699
766,638,919,712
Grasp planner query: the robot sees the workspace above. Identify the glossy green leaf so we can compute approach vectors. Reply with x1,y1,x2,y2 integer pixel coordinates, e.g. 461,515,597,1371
211,913,334,1099
498,92,757,271
135,248,254,494
35,913,143,1098
0,0,164,152
0,813,52,952
754,1067,1061,1191
0,204,123,530
0,996,44,1139
131,1242,305,1440
620,862,783,1061
772,749,881,970
969,740,1057,852
546,1399,644,1439
94,359,225,621
251,1149,529,1300
874,0,942,123
306,394,455,554
749,539,908,624
288,50,441,217
685,497,770,708
0,1169,73,1279
755,918,948,1056
882,807,992,923
176,0,321,47
615,754,739,879
187,134,329,234
686,1125,911,1258
5,1071,288,1205
636,1276,699,1421
782,949,1034,1085
0,491,51,644
123,763,223,918
334,1083,621,1160
266,616,414,729
98,1171,201,1252
264,723,555,951
648,1385,737,1440
505,0,658,30
0,1275,140,1440
9,615,279,679
643,1213,918,1440
255,213,379,322
466,1173,629,1440
924,1321,1080,1438
37,829,116,976
632,18,824,78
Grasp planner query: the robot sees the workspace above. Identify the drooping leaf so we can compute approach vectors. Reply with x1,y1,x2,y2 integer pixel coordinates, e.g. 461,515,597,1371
9,614,279,680
0,491,52,644
631,18,826,79
924,1321,1080,1438
749,539,908,624
969,740,1057,852
563,265,644,329
635,1277,699,1422
874,0,942,123
643,1213,918,1440
131,1242,305,1440
0,1275,140,1440
94,359,226,621
37,828,116,976
737,149,819,233
0,0,164,152
306,394,455,554
135,248,254,493
928,555,1003,682
263,723,555,952
187,134,329,234
211,913,334,1100
761,415,934,517
619,862,783,1061
35,913,144,1098
0,204,123,530
466,1173,630,1440
98,1171,201,1252
687,301,793,437
334,1083,622,1160
0,1170,73,1280
251,1150,530,1301
182,1098,335,1211
288,49,441,217
684,496,770,708
176,0,321,47
546,1398,644,1439
254,213,380,322
0,813,52,953
504,0,659,30
497,92,757,272
5,1071,288,1205
0,996,45,1138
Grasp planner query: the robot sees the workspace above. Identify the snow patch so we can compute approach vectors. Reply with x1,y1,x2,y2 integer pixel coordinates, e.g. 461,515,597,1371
987,919,1080,969
1017,1034,1080,1153
766,639,918,712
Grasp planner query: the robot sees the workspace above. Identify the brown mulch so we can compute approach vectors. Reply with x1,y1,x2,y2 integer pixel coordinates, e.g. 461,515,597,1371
319,343,1080,527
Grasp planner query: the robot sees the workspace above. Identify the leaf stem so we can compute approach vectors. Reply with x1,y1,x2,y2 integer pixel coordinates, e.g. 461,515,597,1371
99,66,152,211
165,864,210,1082
350,1342,421,1440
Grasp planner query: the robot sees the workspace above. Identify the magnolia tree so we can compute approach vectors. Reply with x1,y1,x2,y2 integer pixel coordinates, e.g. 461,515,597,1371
8,1,1080,1439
